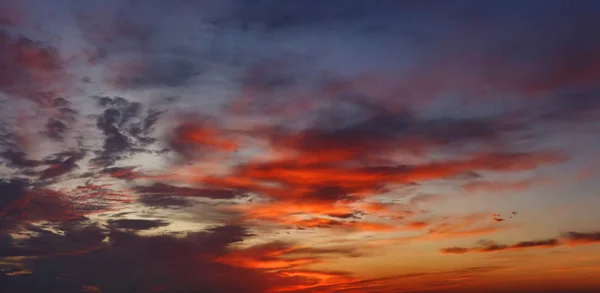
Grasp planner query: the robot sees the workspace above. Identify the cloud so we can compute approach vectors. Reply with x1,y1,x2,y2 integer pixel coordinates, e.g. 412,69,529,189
90,96,163,166
136,193,192,209
203,150,565,205
3,2,600,293
214,240,362,271
135,183,245,200
185,98,565,233
0,150,40,169
260,100,519,161
1,222,370,293
562,231,600,245
1,223,274,293
440,230,600,254
0,178,137,233
38,151,85,180
0,185,90,232
0,30,69,106
168,118,238,159
39,98,79,141
440,238,559,254
107,219,169,230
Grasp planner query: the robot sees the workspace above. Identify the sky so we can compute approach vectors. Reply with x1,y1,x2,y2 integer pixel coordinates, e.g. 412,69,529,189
1,0,600,292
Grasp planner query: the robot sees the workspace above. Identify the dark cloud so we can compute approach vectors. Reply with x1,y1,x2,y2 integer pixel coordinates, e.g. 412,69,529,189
562,231,600,244
0,220,105,258
136,193,192,209
0,150,40,169
2,224,272,293
441,238,562,254
135,183,244,200
439,247,470,254
0,178,28,213
0,177,123,234
40,98,79,141
512,239,559,248
261,99,521,164
39,152,86,180
100,166,139,180
107,219,169,230
90,96,163,166
0,186,88,232
43,118,68,141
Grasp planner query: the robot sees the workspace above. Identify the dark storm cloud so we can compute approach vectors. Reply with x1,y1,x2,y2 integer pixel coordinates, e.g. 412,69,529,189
1,224,272,293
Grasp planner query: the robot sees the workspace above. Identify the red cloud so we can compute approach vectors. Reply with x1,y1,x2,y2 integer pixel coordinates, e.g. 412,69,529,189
169,119,238,159
0,31,70,106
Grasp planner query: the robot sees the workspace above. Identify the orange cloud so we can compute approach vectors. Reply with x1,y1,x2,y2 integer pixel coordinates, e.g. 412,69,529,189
215,241,360,272
168,119,238,160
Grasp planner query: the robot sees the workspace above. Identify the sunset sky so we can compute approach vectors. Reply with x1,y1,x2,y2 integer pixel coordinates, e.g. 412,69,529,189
1,1,600,292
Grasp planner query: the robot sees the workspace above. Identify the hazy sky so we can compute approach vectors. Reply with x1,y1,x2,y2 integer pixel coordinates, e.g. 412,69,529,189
2,1,600,292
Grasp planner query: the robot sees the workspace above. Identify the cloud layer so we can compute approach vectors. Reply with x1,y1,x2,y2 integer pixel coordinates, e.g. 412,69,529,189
2,1,600,293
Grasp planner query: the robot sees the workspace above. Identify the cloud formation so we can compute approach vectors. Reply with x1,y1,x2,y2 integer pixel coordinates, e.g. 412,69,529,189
441,231,600,254
2,1,600,293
